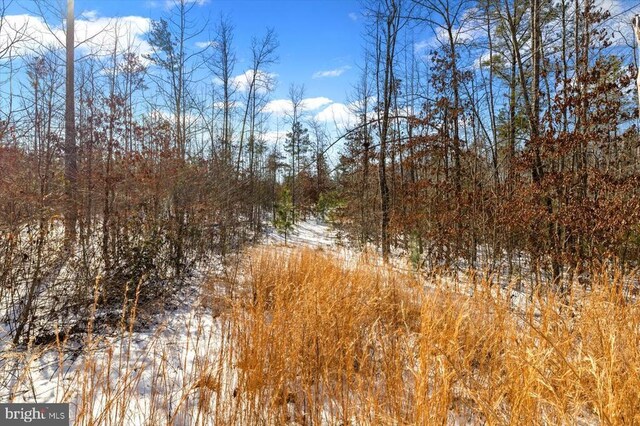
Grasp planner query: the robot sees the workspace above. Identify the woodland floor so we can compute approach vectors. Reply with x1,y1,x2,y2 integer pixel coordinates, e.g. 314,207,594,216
0,219,345,424
1,220,637,425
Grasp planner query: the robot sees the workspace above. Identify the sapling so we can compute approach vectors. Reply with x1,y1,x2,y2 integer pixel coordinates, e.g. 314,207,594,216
274,187,294,244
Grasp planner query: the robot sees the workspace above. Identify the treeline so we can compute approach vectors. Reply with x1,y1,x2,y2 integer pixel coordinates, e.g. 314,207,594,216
336,0,640,284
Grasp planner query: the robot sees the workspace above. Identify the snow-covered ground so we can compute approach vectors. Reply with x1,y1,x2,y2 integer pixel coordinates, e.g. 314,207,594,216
0,219,347,424
265,218,338,248
0,270,231,425
0,218,572,424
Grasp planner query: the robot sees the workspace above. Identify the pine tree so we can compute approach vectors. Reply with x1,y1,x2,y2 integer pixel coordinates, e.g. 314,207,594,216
274,187,294,244
284,121,310,219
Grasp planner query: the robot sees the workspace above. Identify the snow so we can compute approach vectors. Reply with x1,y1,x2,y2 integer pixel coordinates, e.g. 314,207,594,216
265,218,337,248
265,219,553,317
0,218,350,424
0,269,228,424
0,217,565,424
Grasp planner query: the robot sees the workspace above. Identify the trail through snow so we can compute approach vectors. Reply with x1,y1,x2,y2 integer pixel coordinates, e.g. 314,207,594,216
266,218,339,248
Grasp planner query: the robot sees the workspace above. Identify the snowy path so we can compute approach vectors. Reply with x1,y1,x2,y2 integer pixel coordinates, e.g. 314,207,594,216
266,218,340,248
268,219,534,313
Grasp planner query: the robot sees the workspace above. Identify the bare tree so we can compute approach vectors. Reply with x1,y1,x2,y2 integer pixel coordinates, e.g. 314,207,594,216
64,0,77,246
308,117,329,198
346,53,375,245
145,0,207,271
0,0,28,141
236,28,278,174
634,15,640,117
145,0,205,160
371,0,405,260
285,83,306,221
210,15,236,163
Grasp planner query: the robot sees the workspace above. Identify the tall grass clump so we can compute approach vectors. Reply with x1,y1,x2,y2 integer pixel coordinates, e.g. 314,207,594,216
228,247,640,425
228,247,422,425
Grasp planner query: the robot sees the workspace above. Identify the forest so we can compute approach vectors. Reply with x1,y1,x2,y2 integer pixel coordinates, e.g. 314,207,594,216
1,0,640,424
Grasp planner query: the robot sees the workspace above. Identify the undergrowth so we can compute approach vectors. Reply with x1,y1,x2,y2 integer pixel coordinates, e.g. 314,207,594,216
2,246,639,425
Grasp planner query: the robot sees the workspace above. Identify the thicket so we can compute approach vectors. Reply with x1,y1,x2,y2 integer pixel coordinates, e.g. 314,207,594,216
335,0,640,289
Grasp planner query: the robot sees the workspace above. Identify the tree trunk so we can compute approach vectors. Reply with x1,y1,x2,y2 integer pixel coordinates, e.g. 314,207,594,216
633,16,640,119
64,0,77,247
376,0,400,261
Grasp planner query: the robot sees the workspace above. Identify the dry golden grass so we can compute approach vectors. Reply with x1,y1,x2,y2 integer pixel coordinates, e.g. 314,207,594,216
3,246,640,425
227,247,640,425
227,247,422,425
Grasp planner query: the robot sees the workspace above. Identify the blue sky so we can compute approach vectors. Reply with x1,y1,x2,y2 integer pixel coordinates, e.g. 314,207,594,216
195,0,363,102
2,0,366,138
113,0,360,117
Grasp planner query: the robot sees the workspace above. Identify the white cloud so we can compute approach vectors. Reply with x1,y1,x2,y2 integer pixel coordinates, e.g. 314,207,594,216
195,40,216,49
232,69,277,93
348,12,359,22
264,97,333,116
315,103,357,126
262,130,286,145
264,99,293,116
347,96,377,118
0,14,151,57
0,14,61,55
414,39,431,52
302,97,333,110
312,65,350,79
76,16,152,56
414,18,485,52
81,10,99,21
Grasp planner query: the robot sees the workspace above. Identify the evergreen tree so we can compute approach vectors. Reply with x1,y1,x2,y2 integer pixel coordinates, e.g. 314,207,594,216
274,187,294,244
283,121,310,218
